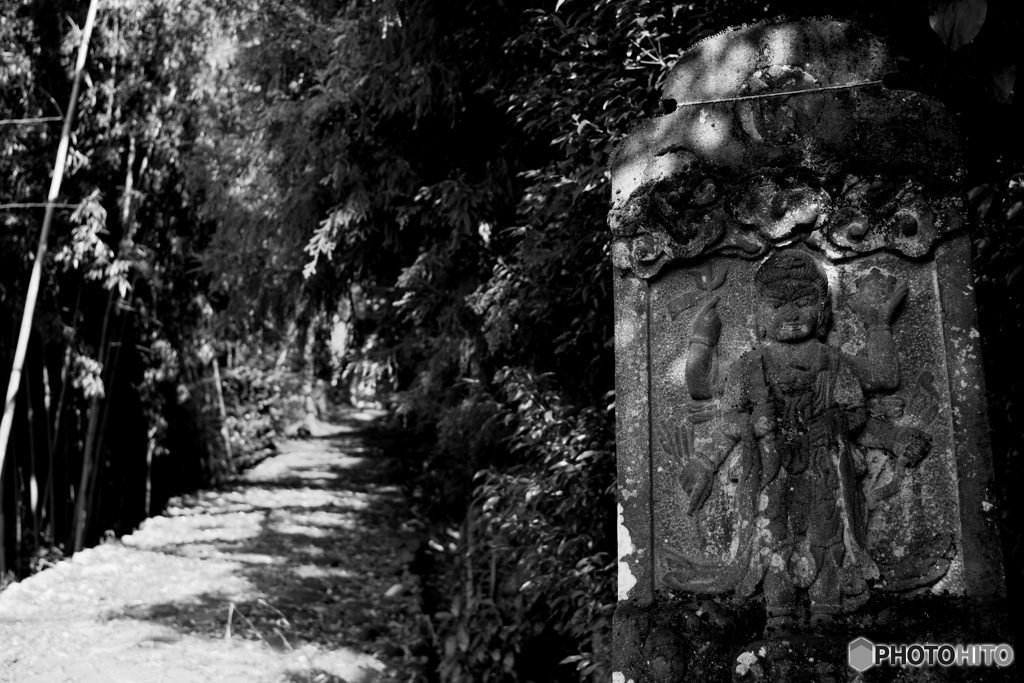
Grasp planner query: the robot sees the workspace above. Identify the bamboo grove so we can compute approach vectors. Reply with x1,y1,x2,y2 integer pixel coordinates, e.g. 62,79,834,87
1,0,238,580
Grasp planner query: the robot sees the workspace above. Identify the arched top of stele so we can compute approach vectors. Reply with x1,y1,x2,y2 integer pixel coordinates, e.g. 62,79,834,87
608,19,963,278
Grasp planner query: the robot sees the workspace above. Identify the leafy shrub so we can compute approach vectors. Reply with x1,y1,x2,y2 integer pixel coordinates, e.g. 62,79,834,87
221,363,286,470
433,368,615,683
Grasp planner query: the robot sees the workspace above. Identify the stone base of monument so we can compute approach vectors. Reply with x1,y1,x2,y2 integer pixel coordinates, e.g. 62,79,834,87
732,635,847,682
615,596,1011,683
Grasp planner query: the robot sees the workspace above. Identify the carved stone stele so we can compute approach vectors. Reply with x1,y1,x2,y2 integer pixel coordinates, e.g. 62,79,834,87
609,19,1008,683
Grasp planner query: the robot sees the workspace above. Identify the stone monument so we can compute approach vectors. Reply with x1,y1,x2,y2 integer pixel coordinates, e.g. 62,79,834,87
609,19,1009,682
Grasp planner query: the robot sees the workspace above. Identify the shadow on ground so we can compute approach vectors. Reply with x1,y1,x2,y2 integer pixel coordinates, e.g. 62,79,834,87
110,410,428,682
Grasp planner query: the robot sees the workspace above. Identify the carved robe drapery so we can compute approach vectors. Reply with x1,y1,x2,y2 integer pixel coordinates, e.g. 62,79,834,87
664,342,879,609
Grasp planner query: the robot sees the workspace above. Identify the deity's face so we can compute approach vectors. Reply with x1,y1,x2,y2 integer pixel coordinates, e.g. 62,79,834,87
757,283,825,343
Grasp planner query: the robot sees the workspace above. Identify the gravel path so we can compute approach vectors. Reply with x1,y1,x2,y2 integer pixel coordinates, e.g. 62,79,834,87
0,411,425,683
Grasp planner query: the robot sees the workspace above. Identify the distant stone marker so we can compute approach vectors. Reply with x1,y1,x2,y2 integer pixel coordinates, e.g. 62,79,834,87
609,19,1007,682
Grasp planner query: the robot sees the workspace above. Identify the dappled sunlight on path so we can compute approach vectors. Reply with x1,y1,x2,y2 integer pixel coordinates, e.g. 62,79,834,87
0,410,422,683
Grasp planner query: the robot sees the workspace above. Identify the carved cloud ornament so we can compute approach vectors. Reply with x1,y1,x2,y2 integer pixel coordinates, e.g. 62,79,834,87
608,150,964,278
608,22,965,278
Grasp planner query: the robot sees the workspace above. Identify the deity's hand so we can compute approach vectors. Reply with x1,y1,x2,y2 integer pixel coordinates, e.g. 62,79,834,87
690,295,722,347
807,409,846,447
897,427,932,468
681,459,715,514
847,268,908,328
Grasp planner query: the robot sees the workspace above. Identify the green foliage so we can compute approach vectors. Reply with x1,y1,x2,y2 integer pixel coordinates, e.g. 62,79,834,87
929,0,987,51
1,0,254,569
433,368,615,683
220,362,306,470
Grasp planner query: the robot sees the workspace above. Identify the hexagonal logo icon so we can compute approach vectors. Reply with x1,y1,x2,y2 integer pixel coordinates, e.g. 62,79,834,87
848,637,875,672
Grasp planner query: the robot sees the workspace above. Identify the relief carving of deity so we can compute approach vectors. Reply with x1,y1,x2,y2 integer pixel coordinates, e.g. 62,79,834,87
661,249,945,636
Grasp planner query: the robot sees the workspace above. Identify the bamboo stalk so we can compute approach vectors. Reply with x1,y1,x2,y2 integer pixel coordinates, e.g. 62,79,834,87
72,128,147,550
39,360,54,542
71,290,114,551
72,282,123,551
144,425,156,517
74,297,123,551
43,287,82,550
211,357,232,464
0,0,101,570
86,294,136,541
24,365,39,564
71,399,100,551
51,287,82,448
13,467,22,576
463,513,474,608
84,132,154,539
0,117,62,126
0,203,77,210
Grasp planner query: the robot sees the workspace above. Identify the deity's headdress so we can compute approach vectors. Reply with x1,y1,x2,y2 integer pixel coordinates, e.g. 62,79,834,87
754,249,829,299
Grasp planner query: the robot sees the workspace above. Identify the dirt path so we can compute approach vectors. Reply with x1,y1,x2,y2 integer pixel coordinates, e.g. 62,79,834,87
0,410,426,683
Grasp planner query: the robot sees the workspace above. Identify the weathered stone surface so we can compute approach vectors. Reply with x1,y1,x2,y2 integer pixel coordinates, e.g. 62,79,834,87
610,18,1006,683
608,19,963,280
